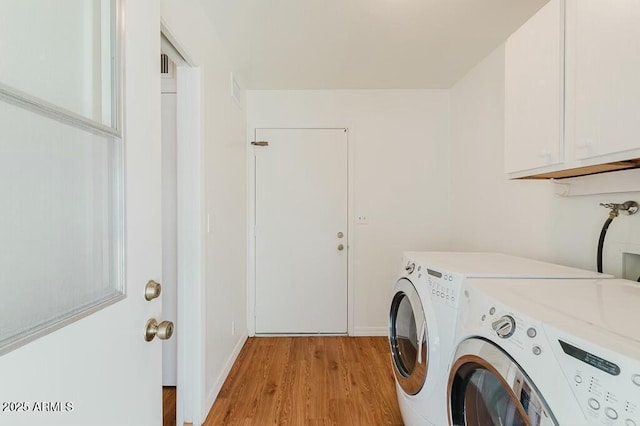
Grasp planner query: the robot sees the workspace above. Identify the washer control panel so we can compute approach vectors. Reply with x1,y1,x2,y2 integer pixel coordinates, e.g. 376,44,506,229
478,302,545,357
418,265,459,308
545,327,640,426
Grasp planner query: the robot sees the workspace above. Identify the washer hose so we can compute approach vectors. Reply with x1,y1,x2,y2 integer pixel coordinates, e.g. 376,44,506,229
597,216,615,273
597,201,639,275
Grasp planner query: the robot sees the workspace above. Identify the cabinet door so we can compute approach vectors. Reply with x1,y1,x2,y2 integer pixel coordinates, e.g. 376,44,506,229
570,0,640,160
504,0,564,173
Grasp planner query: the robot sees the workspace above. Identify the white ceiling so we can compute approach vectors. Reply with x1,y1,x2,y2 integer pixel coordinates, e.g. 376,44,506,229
201,0,548,90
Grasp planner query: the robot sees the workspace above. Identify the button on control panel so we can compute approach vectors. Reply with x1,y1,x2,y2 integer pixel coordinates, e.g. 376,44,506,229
427,270,459,308
606,407,619,420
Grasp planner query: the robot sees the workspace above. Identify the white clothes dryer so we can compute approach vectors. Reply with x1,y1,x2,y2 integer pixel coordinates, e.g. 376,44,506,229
389,252,609,426
449,278,640,426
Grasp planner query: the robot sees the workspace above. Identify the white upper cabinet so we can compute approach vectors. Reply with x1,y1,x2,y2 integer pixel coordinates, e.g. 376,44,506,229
504,0,564,174
505,0,640,179
567,0,640,160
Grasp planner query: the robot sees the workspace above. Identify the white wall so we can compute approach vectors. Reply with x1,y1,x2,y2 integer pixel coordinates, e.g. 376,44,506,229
450,46,640,277
161,0,248,421
247,90,452,334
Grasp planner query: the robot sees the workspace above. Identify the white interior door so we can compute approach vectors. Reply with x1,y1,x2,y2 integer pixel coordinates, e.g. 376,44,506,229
254,128,348,334
0,2,163,425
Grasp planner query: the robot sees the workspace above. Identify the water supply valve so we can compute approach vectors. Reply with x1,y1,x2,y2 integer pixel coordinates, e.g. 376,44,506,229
600,201,639,217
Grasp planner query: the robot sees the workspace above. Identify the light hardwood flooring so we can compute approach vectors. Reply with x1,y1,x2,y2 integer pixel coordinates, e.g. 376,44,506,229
202,336,403,425
163,386,177,426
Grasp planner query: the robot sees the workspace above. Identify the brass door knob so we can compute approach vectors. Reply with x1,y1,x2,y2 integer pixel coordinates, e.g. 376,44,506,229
338,244,344,251
144,318,174,342
144,280,162,301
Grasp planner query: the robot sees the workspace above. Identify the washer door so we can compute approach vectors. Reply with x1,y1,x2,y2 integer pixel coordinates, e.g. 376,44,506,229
389,278,428,395
448,338,557,426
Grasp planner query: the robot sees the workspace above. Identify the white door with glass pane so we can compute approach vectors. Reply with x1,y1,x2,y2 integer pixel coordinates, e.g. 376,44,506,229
254,128,348,334
0,1,163,425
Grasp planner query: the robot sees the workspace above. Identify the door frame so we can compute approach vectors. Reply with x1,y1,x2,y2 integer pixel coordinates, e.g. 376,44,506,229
161,21,206,426
246,125,356,336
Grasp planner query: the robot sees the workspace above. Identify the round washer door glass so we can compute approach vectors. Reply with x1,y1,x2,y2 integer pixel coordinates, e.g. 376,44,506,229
449,339,557,426
389,278,427,395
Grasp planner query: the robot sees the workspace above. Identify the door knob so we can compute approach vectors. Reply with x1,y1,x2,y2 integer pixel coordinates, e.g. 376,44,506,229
144,318,174,341
337,232,344,238
144,280,162,301
338,244,344,251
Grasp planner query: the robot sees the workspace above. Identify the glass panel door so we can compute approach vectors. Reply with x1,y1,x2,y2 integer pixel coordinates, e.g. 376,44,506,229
0,0,123,355
0,0,117,127
0,96,123,354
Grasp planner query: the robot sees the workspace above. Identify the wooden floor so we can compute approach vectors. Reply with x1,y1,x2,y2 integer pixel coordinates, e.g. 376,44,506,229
163,386,176,426
203,336,403,425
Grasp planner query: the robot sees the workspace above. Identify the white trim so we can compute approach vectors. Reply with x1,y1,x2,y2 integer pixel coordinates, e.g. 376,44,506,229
161,33,186,67
246,124,356,337
175,66,205,426
0,84,120,138
346,127,355,336
246,125,256,336
255,333,348,337
352,326,389,337
204,333,249,419
552,168,640,197
160,20,196,67
161,19,205,425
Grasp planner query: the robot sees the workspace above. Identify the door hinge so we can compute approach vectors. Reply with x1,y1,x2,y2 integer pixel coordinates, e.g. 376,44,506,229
251,141,269,146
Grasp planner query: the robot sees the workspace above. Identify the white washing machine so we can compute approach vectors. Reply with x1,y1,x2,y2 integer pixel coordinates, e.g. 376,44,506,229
449,278,640,426
389,252,610,426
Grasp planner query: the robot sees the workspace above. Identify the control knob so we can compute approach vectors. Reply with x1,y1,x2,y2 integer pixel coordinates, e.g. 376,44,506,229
492,315,516,338
405,262,415,274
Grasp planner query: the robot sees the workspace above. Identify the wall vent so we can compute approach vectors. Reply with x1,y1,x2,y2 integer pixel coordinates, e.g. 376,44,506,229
161,54,169,74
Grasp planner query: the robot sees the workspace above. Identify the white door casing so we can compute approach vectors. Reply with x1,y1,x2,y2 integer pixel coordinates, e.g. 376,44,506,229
161,81,178,387
159,24,207,423
254,128,348,334
0,2,163,425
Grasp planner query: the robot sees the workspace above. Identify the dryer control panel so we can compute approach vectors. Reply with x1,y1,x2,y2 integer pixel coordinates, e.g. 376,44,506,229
545,326,640,426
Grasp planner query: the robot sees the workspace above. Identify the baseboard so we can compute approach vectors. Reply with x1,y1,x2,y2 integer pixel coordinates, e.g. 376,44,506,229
352,326,388,336
202,331,248,422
